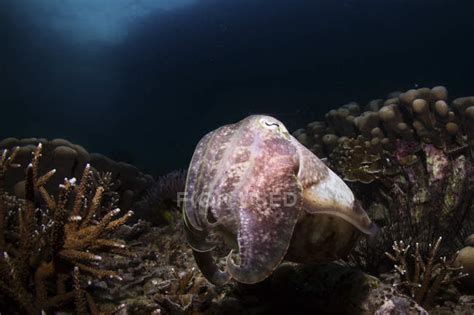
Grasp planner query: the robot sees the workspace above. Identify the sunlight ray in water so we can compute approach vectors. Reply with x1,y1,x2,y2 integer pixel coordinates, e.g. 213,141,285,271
7,0,196,43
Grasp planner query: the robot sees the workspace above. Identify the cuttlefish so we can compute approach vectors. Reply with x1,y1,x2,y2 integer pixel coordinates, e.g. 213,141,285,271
183,115,377,285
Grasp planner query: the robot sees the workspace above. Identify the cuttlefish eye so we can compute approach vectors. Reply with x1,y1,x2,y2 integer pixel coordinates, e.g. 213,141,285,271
259,118,290,138
264,121,279,128
259,118,279,129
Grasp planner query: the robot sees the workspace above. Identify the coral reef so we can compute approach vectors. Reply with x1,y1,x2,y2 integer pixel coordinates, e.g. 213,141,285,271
134,170,186,226
0,144,133,314
92,212,426,315
90,219,225,314
454,234,474,287
385,237,467,308
4,86,474,313
229,262,428,314
0,137,154,213
293,86,474,280
430,295,474,314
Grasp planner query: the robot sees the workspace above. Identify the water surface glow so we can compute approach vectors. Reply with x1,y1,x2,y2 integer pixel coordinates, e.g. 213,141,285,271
9,0,195,43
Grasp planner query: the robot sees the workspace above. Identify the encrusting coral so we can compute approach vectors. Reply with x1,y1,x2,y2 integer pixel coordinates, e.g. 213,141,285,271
0,143,133,314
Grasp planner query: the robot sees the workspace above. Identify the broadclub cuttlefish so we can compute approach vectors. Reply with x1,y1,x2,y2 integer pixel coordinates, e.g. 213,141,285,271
182,115,378,285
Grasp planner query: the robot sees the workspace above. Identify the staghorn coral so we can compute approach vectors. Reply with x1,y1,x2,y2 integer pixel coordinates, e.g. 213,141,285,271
0,137,154,213
384,237,467,308
0,143,133,314
294,86,474,279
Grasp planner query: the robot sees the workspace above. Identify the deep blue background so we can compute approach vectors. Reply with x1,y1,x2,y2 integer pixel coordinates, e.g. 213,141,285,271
1,0,473,174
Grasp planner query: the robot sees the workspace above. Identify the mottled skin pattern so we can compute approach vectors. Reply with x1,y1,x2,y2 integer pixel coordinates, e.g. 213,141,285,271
183,115,377,285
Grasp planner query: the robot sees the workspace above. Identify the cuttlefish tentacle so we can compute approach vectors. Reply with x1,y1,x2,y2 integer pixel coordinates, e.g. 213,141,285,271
185,208,230,284
183,214,215,252
193,251,231,286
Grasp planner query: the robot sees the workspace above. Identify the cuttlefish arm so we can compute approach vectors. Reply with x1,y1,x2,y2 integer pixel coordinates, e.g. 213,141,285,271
297,144,378,237
226,154,302,284
184,214,216,252
185,210,232,285
193,250,231,285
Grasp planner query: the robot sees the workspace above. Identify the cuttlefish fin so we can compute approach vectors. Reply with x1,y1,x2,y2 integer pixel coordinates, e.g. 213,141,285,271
226,160,302,284
302,168,378,237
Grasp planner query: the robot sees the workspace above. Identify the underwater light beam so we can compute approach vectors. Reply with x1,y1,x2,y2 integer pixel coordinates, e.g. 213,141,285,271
5,0,196,44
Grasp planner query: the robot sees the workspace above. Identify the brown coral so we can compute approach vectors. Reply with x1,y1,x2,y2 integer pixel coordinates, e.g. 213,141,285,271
0,143,133,314
0,137,154,213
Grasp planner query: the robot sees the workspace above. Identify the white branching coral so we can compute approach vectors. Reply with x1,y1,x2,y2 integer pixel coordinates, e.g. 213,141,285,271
385,237,468,308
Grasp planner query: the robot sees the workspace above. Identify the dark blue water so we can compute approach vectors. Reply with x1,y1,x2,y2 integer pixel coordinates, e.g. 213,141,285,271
1,0,473,174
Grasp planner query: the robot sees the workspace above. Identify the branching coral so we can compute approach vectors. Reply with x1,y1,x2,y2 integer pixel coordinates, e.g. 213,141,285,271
385,237,467,308
0,143,133,314
0,137,154,214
